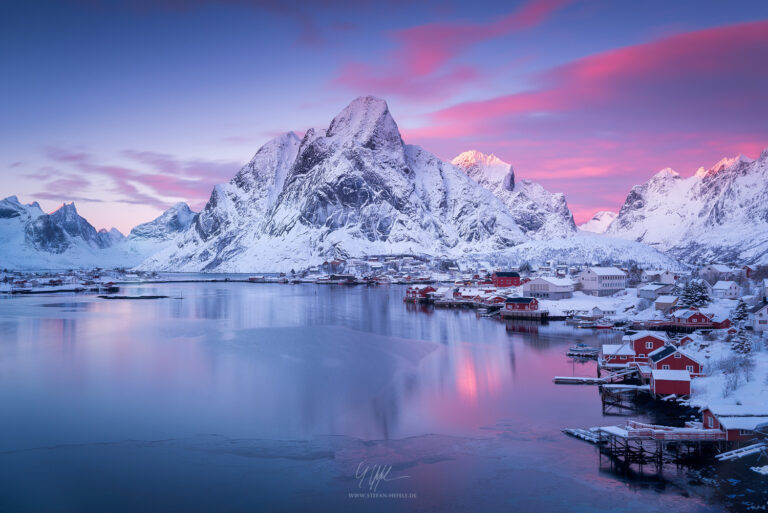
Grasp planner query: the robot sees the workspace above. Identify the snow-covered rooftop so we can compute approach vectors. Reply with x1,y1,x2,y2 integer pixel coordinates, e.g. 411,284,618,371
586,266,626,276
651,369,691,381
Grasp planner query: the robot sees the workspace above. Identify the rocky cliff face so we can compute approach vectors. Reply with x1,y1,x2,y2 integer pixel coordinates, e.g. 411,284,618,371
140,96,529,272
607,151,768,264
451,150,576,239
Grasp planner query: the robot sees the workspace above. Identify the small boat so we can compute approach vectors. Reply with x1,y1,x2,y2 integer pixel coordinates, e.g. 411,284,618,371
594,320,614,329
577,321,595,329
567,343,599,358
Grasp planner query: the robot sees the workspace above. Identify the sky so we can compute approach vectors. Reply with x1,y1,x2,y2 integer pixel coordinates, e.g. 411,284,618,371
1,0,767,233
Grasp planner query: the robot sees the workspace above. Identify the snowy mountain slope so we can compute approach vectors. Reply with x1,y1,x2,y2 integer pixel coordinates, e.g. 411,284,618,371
491,232,682,269
451,150,577,239
579,211,617,234
0,197,197,269
140,96,529,272
607,150,768,264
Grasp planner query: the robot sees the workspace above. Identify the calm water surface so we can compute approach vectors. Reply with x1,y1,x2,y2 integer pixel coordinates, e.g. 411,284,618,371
0,281,755,512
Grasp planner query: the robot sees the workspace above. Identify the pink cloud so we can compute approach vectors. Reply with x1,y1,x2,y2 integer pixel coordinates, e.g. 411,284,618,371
392,0,570,77
44,146,241,212
400,20,768,216
332,0,570,100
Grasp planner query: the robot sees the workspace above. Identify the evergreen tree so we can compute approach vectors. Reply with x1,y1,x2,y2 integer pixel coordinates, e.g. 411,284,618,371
732,299,748,324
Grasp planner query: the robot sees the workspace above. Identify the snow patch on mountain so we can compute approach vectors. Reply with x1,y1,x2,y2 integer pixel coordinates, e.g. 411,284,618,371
451,150,576,239
579,211,617,234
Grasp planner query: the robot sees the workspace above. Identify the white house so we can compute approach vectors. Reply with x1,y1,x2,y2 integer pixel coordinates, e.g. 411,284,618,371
523,276,574,299
578,267,627,297
751,303,768,332
712,280,739,299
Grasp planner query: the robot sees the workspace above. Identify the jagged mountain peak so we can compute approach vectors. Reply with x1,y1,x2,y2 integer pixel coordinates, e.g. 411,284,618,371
50,202,79,218
451,150,574,239
326,96,402,150
129,202,197,241
694,155,752,178
653,167,680,180
579,211,617,234
451,150,514,191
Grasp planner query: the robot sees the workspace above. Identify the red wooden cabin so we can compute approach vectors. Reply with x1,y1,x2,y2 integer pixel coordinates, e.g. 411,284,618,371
492,271,521,288
649,346,705,377
650,369,691,397
505,297,538,311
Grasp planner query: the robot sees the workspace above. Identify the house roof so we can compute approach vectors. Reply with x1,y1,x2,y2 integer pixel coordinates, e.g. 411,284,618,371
672,309,706,320
493,271,520,278
649,345,676,361
748,303,768,314
505,297,536,304
602,344,635,356
624,331,668,342
655,295,678,304
713,280,737,290
707,264,734,273
640,283,667,291
533,276,574,287
717,416,768,431
651,369,691,381
704,405,768,416
587,266,626,276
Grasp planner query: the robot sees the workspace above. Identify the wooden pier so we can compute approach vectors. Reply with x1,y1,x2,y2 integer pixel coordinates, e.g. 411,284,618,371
565,420,729,469
499,309,550,322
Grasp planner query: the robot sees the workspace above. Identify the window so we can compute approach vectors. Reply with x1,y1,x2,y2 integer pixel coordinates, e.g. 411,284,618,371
674,353,681,359
686,365,693,372
739,429,753,436
638,354,645,358
646,341,653,349
708,417,714,428
662,365,670,370
620,356,627,360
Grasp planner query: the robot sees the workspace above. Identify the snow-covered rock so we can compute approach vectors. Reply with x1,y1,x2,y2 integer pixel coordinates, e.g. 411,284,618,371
451,150,577,239
607,151,768,264
140,97,530,272
579,211,617,234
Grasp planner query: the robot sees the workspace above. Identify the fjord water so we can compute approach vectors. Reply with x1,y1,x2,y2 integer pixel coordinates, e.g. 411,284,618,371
0,281,727,512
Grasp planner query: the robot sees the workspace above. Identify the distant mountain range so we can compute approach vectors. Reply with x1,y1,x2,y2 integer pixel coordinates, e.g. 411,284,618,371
606,151,768,264
1,96,765,270
0,196,196,269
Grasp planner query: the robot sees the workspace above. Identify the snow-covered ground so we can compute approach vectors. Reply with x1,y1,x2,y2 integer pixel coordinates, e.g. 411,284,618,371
684,333,768,412
535,289,643,317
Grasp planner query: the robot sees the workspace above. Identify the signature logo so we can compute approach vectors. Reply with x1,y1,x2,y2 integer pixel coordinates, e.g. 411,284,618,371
354,461,411,492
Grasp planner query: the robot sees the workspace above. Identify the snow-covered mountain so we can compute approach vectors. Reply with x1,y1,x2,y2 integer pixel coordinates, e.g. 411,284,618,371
451,150,576,239
607,150,768,264
140,96,531,272
128,202,196,242
0,197,125,269
0,197,196,269
579,211,617,234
